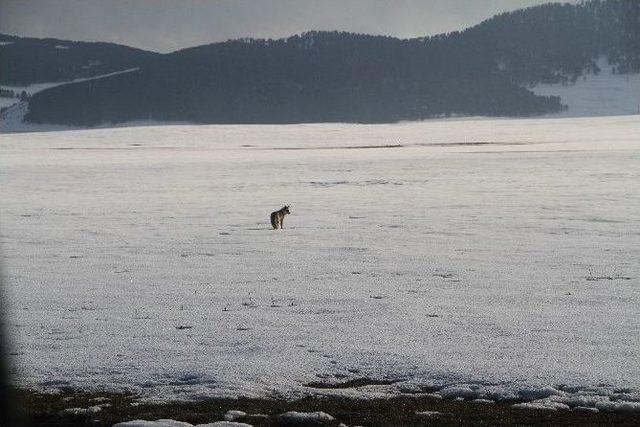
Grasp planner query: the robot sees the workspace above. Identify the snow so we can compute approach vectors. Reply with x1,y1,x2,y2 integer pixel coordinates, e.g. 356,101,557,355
0,96,18,109
1,101,74,133
516,395,640,412
548,392,611,407
517,386,565,401
55,45,70,49
223,410,246,421
439,385,478,399
415,410,441,417
472,399,494,404
113,421,197,427
196,423,253,427
278,411,335,424
531,59,640,118
0,41,14,46
62,405,102,415
114,421,253,427
1,115,640,410
1,68,139,96
595,401,640,412
513,401,570,411
574,406,599,413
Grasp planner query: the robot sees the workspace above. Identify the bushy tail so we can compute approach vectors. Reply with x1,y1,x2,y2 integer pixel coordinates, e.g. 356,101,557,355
270,212,278,229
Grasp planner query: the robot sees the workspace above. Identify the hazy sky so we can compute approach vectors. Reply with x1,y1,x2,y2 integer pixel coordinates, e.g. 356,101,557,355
0,0,572,53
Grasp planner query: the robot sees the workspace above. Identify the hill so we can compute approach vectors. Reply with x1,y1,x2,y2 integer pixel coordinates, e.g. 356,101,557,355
7,0,639,126
0,33,159,85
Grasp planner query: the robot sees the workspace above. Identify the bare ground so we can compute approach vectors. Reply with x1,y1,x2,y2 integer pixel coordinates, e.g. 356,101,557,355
10,387,640,427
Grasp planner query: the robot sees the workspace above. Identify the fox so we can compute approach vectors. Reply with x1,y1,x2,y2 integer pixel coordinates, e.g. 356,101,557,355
270,205,290,229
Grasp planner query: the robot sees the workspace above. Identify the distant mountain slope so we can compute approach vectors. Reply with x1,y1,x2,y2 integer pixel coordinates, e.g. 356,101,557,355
17,0,640,126
531,57,640,117
456,0,639,85
24,32,564,126
0,33,158,85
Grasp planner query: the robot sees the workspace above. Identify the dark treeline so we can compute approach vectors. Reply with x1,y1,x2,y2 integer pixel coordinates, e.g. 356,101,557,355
457,0,639,85
11,0,639,125
0,34,159,85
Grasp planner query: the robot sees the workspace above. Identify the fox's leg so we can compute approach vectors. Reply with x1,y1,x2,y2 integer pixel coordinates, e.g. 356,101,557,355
280,218,284,229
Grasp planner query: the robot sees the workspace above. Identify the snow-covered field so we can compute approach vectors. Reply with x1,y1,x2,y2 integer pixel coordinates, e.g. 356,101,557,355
1,116,639,409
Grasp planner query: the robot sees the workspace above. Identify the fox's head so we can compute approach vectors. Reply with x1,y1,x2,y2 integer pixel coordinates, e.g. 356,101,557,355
283,205,290,214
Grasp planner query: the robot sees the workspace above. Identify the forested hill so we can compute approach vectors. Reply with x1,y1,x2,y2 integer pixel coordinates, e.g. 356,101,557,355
456,0,639,84
12,0,640,126
0,34,159,85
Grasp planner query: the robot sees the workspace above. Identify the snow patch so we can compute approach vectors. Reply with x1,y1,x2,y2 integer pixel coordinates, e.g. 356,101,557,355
596,401,640,412
424,393,443,400
0,96,18,109
574,406,599,413
439,385,478,399
224,410,246,421
113,421,254,427
518,386,565,401
113,421,194,427
512,400,570,411
415,410,441,417
549,393,610,408
531,58,640,117
472,398,495,404
62,405,102,415
197,422,253,427
1,67,139,96
278,411,335,425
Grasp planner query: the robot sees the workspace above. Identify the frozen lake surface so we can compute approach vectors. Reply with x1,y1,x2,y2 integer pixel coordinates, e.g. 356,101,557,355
1,116,639,407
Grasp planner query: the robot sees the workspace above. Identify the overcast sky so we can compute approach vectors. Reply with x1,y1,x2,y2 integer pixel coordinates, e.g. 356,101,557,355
0,0,572,53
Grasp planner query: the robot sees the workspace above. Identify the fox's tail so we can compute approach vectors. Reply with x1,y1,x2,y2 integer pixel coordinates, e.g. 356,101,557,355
270,213,278,229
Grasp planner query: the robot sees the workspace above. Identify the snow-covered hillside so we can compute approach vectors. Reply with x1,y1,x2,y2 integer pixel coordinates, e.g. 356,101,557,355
531,61,640,117
1,116,639,410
